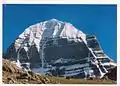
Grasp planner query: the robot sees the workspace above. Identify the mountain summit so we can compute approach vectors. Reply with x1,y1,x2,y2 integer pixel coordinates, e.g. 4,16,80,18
4,19,116,79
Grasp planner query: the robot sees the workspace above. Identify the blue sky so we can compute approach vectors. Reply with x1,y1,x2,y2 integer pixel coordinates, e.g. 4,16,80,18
3,4,117,62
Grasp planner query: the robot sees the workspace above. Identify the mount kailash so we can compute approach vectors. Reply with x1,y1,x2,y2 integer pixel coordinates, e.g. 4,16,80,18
4,19,116,79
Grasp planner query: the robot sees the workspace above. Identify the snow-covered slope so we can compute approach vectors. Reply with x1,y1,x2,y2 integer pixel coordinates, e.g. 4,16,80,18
4,19,116,79
14,19,85,52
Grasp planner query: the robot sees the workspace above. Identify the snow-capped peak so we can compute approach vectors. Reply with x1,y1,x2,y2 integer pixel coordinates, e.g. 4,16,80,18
14,19,86,52
5,19,116,79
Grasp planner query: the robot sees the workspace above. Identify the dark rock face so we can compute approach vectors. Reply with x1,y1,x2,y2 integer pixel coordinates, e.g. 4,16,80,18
44,38,89,62
4,43,41,67
4,43,17,61
28,45,41,68
103,66,117,81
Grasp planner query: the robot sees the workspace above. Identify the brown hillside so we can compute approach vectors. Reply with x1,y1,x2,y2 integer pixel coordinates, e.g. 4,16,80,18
2,58,59,84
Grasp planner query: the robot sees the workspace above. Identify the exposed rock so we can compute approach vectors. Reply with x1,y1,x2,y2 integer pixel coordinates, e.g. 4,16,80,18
2,58,59,84
103,66,117,81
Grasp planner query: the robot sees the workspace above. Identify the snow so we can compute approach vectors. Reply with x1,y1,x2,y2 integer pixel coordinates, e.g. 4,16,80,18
65,63,89,70
63,72,81,77
65,69,82,74
32,67,45,74
32,67,51,74
11,19,116,79
24,46,28,52
52,25,59,37
34,38,41,51
110,62,117,66
16,59,22,68
102,62,116,66
54,58,63,63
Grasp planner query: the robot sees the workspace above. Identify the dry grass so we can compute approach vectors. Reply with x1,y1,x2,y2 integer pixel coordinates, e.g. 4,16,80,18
46,76,116,84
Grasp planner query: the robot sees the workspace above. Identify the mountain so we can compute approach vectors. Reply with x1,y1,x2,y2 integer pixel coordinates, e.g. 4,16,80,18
4,19,117,79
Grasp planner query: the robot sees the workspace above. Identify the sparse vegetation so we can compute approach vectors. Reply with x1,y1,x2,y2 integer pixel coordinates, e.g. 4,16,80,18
2,58,116,84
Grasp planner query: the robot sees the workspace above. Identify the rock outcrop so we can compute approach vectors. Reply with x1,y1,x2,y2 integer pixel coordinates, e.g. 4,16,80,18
2,58,59,84
103,66,117,81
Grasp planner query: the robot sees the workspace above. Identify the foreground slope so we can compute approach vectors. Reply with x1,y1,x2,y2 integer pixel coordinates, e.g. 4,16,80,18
3,58,116,84
3,58,59,84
